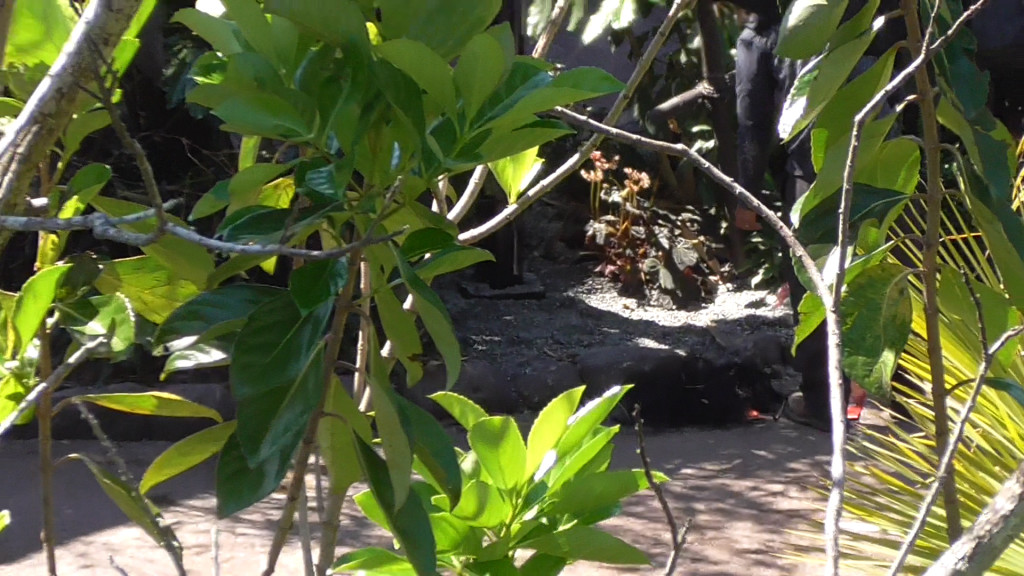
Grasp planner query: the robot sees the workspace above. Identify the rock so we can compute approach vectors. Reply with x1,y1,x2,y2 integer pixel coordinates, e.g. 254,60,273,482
576,345,690,394
148,383,236,441
401,360,519,420
509,359,582,411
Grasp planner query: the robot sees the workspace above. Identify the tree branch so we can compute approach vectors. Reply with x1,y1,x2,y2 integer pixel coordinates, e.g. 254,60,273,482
0,342,96,441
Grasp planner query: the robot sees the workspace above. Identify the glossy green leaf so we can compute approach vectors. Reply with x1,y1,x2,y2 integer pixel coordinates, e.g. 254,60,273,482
90,197,215,286
468,416,526,491
373,281,423,386
549,426,618,491
231,295,330,463
488,146,544,203
984,378,1024,409
190,179,231,220
219,0,281,67
519,552,568,576
153,284,282,352
64,392,222,422
454,32,508,121
215,431,295,517
264,0,370,51
62,108,112,161
141,421,237,494
557,385,629,455
214,89,315,140
451,480,508,527
394,394,462,506
430,392,488,431
776,0,850,59
58,294,136,356
430,511,474,554
172,8,244,56
401,228,458,262
376,0,501,60
12,264,70,356
522,525,649,565
464,557,518,576
840,263,913,396
480,67,623,133
394,248,461,388
161,342,231,379
376,39,456,115
413,246,495,283
354,436,438,575
525,386,584,482
289,258,349,315
369,374,414,510
227,163,292,211
94,256,202,324
67,454,174,552
6,0,76,68
318,375,368,495
547,469,654,517
332,548,416,574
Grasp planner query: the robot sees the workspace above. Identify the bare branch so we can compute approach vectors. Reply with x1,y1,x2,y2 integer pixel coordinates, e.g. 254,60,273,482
0,342,97,441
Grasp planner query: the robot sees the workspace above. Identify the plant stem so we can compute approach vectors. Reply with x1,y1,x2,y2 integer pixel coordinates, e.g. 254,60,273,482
903,0,962,543
262,255,361,576
298,482,314,576
38,327,57,576
315,493,344,576
354,259,372,412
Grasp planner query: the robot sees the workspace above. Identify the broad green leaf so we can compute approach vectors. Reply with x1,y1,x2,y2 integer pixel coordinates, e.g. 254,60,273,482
161,342,231,379
153,284,282,352
12,265,70,355
373,281,423,385
546,469,654,517
776,0,850,59
172,8,244,55
190,180,231,220
840,263,913,396
216,432,295,517
67,454,174,551
549,426,618,491
795,184,910,246
454,32,508,122
0,373,33,426
61,108,112,161
264,0,370,51
521,525,649,565
141,421,237,494
89,197,215,286
429,392,488,431
94,256,202,324
54,163,112,264
557,386,630,455
451,480,507,527
811,45,897,143
376,0,501,60
413,246,495,282
376,39,456,115
468,416,526,491
219,0,281,68
289,258,349,315
332,548,416,574
488,146,544,203
6,0,76,68
207,254,274,286
354,488,391,529
401,228,458,262
231,295,330,463
227,163,292,212
354,437,438,575
395,394,462,506
57,293,136,356
214,89,315,141
370,374,414,510
318,376,367,495
63,392,222,422
525,387,584,482
483,67,623,132
430,511,474,554
393,248,461,388
519,553,568,576
984,378,1024,409
464,558,518,576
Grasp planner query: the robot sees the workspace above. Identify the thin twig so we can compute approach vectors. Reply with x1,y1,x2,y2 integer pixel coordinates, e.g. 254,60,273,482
298,481,315,576
0,343,97,440
633,404,690,575
212,525,221,576
109,555,131,576
38,326,57,576
457,0,695,246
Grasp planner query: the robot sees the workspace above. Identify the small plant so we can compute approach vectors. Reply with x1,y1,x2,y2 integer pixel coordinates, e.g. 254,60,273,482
335,385,666,575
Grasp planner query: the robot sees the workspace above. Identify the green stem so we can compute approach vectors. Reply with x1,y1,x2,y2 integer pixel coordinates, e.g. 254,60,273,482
37,325,57,576
902,0,962,543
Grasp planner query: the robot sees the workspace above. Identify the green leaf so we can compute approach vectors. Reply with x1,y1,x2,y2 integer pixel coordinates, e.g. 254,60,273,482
264,0,370,51
413,246,495,283
481,67,623,132
376,39,456,116
227,163,293,212
6,0,76,68
488,146,544,203
394,394,462,507
90,196,215,286
353,436,438,575
376,0,501,60
840,263,913,397
214,89,316,141
0,510,9,534
468,416,527,491
216,431,295,517
451,480,508,527
153,284,282,352
549,426,618,491
521,525,649,565
12,264,70,355
289,258,349,315
546,469,653,517
94,256,202,324
141,421,237,494
332,548,416,575
172,8,244,56
464,558,518,576
373,280,423,386
370,375,414,510
66,454,175,552
776,0,850,59
429,392,488,431
401,228,458,262
430,511,475,554
58,293,136,356
62,108,112,160
190,179,231,220
219,0,281,68
558,386,630,455
231,295,330,463
984,378,1024,409
64,392,222,422
454,32,509,122
519,553,568,576
318,376,367,495
393,248,461,388
525,386,584,482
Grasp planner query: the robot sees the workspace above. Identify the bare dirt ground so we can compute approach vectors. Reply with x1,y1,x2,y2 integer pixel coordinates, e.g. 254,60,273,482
0,260,849,575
